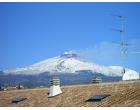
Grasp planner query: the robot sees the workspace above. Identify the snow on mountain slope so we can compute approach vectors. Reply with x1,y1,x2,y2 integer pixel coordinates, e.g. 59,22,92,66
3,52,129,77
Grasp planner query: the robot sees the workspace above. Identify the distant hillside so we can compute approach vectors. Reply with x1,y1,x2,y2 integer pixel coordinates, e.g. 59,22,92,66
0,71,121,88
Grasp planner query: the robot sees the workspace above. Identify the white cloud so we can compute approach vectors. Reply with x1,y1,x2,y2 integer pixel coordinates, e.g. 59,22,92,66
74,39,140,73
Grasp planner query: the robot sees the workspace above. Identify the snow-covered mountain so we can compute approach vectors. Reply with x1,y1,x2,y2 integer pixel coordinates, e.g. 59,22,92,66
3,51,129,77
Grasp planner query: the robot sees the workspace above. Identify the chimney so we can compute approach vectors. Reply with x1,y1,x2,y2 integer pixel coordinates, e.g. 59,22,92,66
48,77,62,97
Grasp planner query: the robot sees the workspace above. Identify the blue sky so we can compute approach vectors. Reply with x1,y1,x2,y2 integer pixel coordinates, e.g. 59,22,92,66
0,2,140,72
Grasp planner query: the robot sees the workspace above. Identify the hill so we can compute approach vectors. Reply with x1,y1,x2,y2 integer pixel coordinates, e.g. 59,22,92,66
0,80,140,107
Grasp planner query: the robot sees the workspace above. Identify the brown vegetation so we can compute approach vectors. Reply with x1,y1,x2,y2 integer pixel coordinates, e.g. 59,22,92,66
0,80,140,107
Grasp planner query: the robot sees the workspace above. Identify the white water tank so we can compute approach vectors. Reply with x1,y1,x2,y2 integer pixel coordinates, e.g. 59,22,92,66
122,70,140,80
48,77,62,97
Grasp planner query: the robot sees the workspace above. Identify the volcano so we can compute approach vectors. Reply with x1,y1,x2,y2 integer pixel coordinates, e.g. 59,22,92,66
0,51,136,88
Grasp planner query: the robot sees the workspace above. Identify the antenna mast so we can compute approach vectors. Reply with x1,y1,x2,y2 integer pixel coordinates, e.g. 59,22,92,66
120,15,125,56
120,15,125,73
112,14,126,73
112,14,140,74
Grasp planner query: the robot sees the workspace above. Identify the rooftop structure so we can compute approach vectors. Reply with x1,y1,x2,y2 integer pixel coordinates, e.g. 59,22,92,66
48,77,62,97
122,70,140,80
92,77,102,83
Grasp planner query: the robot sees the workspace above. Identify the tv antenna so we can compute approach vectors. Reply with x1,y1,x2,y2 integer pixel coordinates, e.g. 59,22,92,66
112,14,130,73
111,14,140,74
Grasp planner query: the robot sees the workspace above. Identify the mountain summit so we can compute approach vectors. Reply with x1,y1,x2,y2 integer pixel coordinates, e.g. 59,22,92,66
60,51,80,58
3,51,127,77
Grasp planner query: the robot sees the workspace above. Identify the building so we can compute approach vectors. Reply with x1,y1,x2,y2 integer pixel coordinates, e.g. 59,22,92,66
92,77,102,83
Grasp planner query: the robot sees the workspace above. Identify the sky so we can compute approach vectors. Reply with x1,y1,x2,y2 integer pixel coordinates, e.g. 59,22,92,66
0,2,140,72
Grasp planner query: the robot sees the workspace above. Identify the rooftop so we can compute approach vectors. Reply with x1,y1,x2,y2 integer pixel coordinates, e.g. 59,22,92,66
0,80,140,107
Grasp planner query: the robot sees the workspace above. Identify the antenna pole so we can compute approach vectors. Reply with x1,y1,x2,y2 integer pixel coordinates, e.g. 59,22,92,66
120,16,124,60
120,16,125,73
112,14,126,73
121,16,124,42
